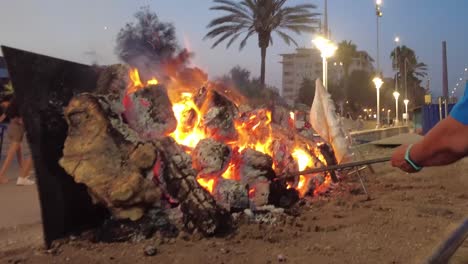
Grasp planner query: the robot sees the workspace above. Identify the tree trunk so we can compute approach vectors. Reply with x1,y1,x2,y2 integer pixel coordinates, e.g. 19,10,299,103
260,46,267,89
258,32,270,90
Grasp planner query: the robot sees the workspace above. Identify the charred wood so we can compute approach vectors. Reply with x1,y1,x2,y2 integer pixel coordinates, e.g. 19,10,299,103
94,64,129,113
213,179,249,212
192,138,231,178
153,137,232,235
59,93,161,221
123,85,177,139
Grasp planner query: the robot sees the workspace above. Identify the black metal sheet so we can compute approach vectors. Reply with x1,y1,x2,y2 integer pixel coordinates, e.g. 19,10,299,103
1,46,109,247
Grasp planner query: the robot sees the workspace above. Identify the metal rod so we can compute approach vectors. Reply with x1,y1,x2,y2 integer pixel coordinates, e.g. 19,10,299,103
280,157,391,178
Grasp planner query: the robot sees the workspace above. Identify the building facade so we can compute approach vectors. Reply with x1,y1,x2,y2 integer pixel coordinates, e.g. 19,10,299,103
280,48,374,103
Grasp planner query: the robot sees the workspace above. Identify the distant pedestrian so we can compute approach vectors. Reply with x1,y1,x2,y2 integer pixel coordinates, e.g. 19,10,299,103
0,97,34,185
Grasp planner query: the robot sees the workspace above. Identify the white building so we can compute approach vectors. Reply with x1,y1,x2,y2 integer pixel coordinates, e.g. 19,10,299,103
280,48,374,103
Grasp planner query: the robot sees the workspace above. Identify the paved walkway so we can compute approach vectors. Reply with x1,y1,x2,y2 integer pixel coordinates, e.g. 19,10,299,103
0,138,41,228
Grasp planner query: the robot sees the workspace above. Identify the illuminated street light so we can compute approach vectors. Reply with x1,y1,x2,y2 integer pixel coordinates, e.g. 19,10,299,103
373,76,384,128
403,99,409,124
393,91,400,125
394,36,400,43
312,36,337,90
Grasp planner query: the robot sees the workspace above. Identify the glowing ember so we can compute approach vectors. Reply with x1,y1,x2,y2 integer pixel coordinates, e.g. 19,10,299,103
147,78,159,85
197,178,215,193
221,162,237,181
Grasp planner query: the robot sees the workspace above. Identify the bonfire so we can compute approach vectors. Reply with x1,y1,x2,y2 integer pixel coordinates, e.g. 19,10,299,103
57,64,347,239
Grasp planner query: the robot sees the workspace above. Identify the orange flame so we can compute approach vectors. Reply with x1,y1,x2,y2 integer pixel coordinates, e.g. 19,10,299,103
170,92,206,149
127,68,160,94
127,68,333,197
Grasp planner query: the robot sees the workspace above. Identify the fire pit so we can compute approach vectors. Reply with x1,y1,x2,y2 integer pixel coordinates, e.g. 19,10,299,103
3,46,339,247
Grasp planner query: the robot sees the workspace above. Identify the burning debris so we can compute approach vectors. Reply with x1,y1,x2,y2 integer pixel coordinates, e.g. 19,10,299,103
58,66,340,241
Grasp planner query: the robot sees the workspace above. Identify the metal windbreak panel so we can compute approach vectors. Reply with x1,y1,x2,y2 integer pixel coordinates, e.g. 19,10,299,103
1,46,108,248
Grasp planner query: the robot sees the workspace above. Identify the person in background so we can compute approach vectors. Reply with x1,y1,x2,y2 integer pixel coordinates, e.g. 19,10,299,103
0,97,34,185
391,82,468,171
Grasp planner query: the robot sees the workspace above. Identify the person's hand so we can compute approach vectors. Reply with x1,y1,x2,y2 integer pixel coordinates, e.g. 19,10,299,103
390,144,419,173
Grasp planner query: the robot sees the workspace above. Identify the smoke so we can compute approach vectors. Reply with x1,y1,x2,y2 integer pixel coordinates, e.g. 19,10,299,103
115,6,208,89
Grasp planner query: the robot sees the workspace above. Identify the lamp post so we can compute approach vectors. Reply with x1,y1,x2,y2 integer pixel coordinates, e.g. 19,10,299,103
393,91,400,125
403,99,409,124
373,77,384,128
313,36,337,90
375,0,383,72
387,109,391,125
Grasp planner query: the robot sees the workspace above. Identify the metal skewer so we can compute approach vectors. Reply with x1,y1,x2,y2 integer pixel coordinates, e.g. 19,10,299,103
280,156,391,178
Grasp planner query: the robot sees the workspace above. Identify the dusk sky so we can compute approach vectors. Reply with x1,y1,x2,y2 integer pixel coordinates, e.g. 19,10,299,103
0,0,467,98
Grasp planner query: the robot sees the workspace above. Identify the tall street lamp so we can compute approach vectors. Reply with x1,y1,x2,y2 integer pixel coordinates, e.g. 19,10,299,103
375,0,383,72
373,77,384,128
393,91,400,125
313,36,337,90
403,99,409,124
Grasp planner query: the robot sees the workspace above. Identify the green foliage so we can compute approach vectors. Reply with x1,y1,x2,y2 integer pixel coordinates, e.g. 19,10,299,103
336,41,357,77
296,78,315,106
220,66,284,105
390,45,428,107
335,41,373,102
205,0,320,87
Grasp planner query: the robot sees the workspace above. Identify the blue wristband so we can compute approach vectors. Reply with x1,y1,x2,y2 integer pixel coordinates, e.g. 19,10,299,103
405,144,422,171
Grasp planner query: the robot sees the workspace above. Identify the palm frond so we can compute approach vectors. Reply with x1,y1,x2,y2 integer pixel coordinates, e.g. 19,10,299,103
275,30,298,46
239,29,255,50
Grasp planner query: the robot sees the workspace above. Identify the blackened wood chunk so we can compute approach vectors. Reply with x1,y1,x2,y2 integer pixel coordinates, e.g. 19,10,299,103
194,87,238,142
154,137,232,235
270,139,298,177
203,106,238,142
213,179,249,211
269,181,300,209
192,139,231,177
237,148,275,185
249,179,270,208
95,64,129,113
317,143,338,182
59,93,161,221
124,85,177,139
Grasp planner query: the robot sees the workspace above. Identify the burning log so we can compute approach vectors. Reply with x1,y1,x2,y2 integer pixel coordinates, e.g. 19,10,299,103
123,85,177,139
153,137,232,235
192,138,231,178
95,64,129,113
237,149,275,185
213,179,249,211
59,93,161,221
194,87,239,142
235,149,276,208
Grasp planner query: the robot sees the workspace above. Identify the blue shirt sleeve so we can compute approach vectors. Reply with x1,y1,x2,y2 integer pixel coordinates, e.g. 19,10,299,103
450,82,468,125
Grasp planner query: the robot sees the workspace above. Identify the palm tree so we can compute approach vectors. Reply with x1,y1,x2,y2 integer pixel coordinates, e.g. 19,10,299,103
205,0,320,88
335,40,357,101
391,45,428,106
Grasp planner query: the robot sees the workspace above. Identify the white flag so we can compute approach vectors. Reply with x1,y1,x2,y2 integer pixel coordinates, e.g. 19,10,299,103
310,79,351,164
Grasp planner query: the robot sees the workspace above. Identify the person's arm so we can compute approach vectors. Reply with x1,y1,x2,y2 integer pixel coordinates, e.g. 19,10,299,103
0,114,5,123
391,117,468,173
